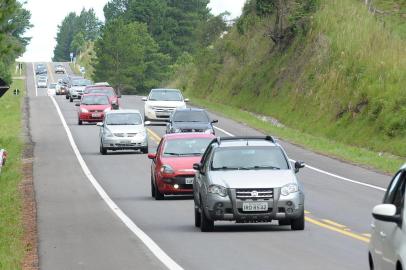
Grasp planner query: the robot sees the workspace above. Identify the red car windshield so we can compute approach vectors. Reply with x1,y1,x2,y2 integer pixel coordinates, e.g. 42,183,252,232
163,138,212,157
81,95,110,105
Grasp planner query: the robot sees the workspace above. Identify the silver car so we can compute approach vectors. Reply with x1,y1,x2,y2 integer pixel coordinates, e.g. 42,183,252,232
98,110,150,155
193,136,305,232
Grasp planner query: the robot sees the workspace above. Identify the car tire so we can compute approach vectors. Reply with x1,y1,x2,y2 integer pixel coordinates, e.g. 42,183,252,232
70,97,73,102
144,114,149,122
78,119,83,125
278,219,291,226
200,201,214,232
151,176,156,198
154,183,164,200
291,210,305,231
194,202,201,228
65,94,69,100
100,142,107,155
141,146,148,154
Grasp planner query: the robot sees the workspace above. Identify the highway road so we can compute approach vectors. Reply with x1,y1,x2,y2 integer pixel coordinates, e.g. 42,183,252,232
26,62,392,269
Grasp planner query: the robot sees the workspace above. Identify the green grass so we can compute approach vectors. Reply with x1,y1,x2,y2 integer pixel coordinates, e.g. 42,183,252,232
69,62,80,75
169,0,406,173
0,70,25,269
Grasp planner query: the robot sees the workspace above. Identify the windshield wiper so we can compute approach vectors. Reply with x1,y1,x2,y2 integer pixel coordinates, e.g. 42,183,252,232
164,152,181,156
245,165,281,170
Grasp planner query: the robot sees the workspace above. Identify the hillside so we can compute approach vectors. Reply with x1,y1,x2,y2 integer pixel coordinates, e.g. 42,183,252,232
169,0,406,159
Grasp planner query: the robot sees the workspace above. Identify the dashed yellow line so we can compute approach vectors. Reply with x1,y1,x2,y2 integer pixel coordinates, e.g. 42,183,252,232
147,128,161,143
322,219,347,229
304,210,311,214
305,216,370,243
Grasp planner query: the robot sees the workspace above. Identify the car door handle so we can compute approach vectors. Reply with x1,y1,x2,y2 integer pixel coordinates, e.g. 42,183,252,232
380,231,386,238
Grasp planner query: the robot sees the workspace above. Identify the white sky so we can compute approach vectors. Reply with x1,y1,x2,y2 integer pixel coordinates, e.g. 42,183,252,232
20,0,246,62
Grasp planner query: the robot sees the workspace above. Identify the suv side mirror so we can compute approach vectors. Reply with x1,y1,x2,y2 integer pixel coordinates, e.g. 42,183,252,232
142,97,147,101
294,161,305,173
96,122,104,127
211,119,218,124
144,121,151,126
184,98,190,102
372,204,402,224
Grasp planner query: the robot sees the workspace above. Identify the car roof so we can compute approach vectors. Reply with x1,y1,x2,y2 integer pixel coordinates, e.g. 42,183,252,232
151,88,180,92
174,108,205,113
82,93,109,97
105,109,141,115
217,139,277,148
163,133,215,140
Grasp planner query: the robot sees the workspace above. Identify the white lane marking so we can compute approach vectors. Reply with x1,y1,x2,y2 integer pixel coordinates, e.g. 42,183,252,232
213,126,387,192
49,96,183,270
32,63,38,97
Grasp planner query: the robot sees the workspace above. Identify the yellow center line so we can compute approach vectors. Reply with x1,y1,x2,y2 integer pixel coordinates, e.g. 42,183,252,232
145,126,369,244
322,219,347,229
305,216,370,243
47,62,56,83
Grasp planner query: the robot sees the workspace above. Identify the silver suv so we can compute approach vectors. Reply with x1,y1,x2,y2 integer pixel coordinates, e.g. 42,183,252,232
193,136,305,232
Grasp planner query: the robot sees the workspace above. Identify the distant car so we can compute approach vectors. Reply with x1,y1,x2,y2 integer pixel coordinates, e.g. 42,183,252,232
55,65,65,74
142,88,188,121
368,163,406,270
166,108,218,134
55,81,65,95
76,94,111,125
193,136,305,232
94,82,110,86
37,77,47,88
48,83,57,95
68,78,93,102
148,133,215,200
84,86,120,109
98,110,149,155
35,64,47,75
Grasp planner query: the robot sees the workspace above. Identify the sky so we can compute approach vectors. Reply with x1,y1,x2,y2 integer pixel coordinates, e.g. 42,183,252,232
20,0,246,62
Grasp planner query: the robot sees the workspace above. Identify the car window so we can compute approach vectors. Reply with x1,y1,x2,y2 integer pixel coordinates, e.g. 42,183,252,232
89,88,115,97
163,138,213,157
81,95,110,105
211,146,290,170
105,113,142,125
384,171,406,214
173,111,209,122
149,90,182,101
72,79,92,86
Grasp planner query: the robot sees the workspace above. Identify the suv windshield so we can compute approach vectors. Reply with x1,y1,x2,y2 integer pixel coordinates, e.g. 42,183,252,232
81,95,109,105
173,111,209,122
163,138,212,157
149,90,182,101
73,79,92,86
106,113,142,125
212,146,289,170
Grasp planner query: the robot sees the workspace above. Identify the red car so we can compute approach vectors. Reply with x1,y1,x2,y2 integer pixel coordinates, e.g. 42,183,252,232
76,94,112,125
148,133,215,200
84,86,120,109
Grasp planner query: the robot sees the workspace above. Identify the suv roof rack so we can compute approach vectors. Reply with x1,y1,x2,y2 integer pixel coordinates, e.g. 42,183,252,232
213,136,276,145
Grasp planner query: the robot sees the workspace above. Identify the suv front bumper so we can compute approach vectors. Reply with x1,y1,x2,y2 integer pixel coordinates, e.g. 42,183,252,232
204,189,304,222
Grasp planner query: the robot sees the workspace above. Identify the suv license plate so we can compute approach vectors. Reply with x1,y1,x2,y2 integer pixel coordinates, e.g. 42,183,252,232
185,178,194,184
242,202,268,212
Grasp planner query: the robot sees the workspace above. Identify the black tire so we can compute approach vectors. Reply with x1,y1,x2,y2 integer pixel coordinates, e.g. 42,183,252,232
65,94,69,99
69,97,73,102
144,114,149,122
151,176,156,198
368,253,374,270
100,142,107,155
291,211,305,231
278,219,291,226
141,146,148,154
154,183,164,200
200,201,214,232
194,202,201,228
78,119,83,125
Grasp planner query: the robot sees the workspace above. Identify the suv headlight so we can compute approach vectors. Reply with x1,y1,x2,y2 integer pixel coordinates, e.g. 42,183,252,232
160,165,174,174
280,183,299,196
208,185,227,197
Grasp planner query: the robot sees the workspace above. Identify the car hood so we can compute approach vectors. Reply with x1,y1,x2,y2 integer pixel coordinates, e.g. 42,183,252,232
171,122,211,130
208,170,297,189
161,156,202,173
145,100,186,108
80,104,110,111
105,124,145,134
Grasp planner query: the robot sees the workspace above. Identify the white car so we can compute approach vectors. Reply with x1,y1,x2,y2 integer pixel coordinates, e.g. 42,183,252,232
37,77,47,88
142,88,188,121
369,163,406,270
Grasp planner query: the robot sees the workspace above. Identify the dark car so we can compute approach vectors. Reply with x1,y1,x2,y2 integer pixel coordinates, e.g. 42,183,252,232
35,65,47,75
166,108,218,134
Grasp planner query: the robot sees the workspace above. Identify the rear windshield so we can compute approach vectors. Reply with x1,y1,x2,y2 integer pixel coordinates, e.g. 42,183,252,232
105,113,142,125
81,95,109,105
149,90,182,101
88,88,115,97
173,111,209,123
72,79,92,86
212,146,289,170
163,138,212,157
49,84,57,88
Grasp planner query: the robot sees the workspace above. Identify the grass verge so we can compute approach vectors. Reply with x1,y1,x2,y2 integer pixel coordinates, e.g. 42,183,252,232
0,73,25,269
190,95,404,174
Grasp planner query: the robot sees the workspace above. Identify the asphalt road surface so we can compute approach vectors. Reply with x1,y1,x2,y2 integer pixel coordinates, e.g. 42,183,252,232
27,62,392,270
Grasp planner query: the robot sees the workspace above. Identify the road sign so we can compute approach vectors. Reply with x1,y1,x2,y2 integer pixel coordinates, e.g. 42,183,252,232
0,78,10,98
13,89,20,96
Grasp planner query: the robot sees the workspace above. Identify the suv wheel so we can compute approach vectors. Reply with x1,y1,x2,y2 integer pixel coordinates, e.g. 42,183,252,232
100,141,107,155
154,183,164,200
291,210,305,231
200,201,214,232
194,202,201,228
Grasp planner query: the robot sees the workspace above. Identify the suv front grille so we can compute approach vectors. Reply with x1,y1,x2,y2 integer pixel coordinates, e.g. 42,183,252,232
236,188,273,200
